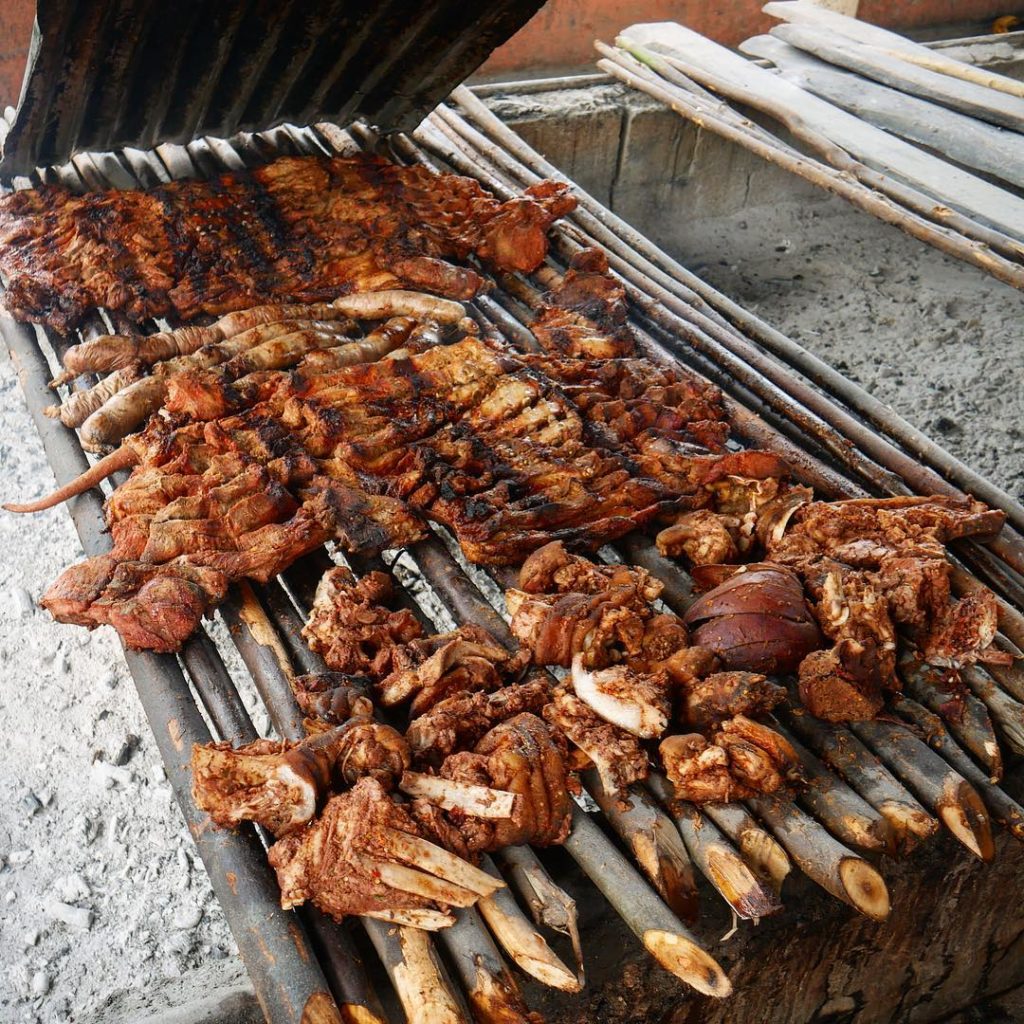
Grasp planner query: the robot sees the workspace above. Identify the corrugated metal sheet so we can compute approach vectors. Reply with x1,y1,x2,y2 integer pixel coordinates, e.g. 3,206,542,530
0,0,545,175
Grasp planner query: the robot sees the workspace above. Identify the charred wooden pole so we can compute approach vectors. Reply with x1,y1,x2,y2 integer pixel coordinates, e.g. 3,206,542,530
564,807,732,997
770,721,896,856
646,774,783,920
494,845,584,981
851,720,995,861
780,709,938,857
893,696,1024,841
898,657,1004,779
584,770,701,923
746,795,891,920
475,855,582,993
700,802,792,894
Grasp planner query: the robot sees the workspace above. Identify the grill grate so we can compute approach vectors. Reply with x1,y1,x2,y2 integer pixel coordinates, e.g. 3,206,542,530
2,100,1024,1023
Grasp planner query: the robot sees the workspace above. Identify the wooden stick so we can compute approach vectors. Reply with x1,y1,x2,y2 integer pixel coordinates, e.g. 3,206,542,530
368,925,468,1024
585,770,700,924
770,721,895,856
357,856,480,909
595,49,1024,293
495,845,584,980
762,0,1024,99
781,710,937,857
378,829,504,899
647,774,782,919
961,665,1024,758
770,22,1024,131
563,807,731,997
851,720,995,862
606,37,1024,264
700,802,792,894
747,795,890,920
894,695,1024,842
743,36,1024,189
438,909,540,1024
475,855,581,992
898,658,1003,782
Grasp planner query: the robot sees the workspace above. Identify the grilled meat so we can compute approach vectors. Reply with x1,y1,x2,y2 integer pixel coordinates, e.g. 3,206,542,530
518,540,663,600
660,716,803,803
430,714,573,853
191,718,408,836
268,777,493,929
543,685,650,799
569,655,671,738
303,567,422,677
292,673,376,724
531,249,635,359
0,154,575,332
798,647,885,722
679,671,787,732
376,625,522,717
406,679,551,767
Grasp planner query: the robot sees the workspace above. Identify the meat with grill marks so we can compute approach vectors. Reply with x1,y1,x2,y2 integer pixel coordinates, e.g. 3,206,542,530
29,315,750,650
0,154,575,332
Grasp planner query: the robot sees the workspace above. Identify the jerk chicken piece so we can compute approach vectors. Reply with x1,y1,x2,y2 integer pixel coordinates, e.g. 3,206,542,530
292,672,375,724
505,585,654,669
191,718,409,836
303,567,422,677
530,249,635,359
680,671,788,732
660,716,803,804
569,655,671,739
430,714,573,853
517,540,663,600
798,647,885,722
406,679,552,767
268,777,502,929
376,625,523,717
544,685,650,799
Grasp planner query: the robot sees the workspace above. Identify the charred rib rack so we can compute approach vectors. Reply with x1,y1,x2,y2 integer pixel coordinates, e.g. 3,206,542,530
3,99,1024,1024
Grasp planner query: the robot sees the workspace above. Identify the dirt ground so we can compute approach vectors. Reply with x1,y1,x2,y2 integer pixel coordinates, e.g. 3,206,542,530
0,198,1020,1023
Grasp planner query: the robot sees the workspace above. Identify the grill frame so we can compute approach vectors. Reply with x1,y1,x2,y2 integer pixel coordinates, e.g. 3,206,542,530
1,96,1024,1023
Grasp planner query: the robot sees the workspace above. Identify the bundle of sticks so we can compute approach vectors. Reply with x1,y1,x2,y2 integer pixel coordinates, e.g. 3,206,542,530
0,153,575,332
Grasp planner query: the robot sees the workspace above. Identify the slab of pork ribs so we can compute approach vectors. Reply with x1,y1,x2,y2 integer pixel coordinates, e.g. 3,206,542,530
42,250,766,652
0,154,575,332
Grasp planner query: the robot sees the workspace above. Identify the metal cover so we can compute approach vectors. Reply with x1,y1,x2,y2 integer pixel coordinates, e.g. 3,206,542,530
0,0,545,176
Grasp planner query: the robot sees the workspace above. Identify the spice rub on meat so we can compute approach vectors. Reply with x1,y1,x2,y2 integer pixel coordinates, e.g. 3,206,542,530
0,154,576,332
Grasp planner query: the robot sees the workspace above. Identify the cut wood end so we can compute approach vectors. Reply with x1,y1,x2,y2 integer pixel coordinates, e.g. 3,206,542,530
837,857,890,921
340,1006,388,1024
737,829,791,892
642,929,732,997
380,827,504,898
877,800,939,852
939,779,996,862
842,813,897,857
630,831,699,924
707,846,783,919
477,895,581,992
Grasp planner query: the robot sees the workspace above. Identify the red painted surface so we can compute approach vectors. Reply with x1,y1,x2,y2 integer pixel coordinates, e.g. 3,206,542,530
0,0,33,113
0,2,1019,111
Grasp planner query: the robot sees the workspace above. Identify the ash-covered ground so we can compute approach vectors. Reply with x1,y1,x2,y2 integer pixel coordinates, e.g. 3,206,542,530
0,204,1020,1022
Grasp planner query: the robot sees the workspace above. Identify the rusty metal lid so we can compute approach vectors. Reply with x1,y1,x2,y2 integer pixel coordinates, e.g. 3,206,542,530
1,0,543,175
